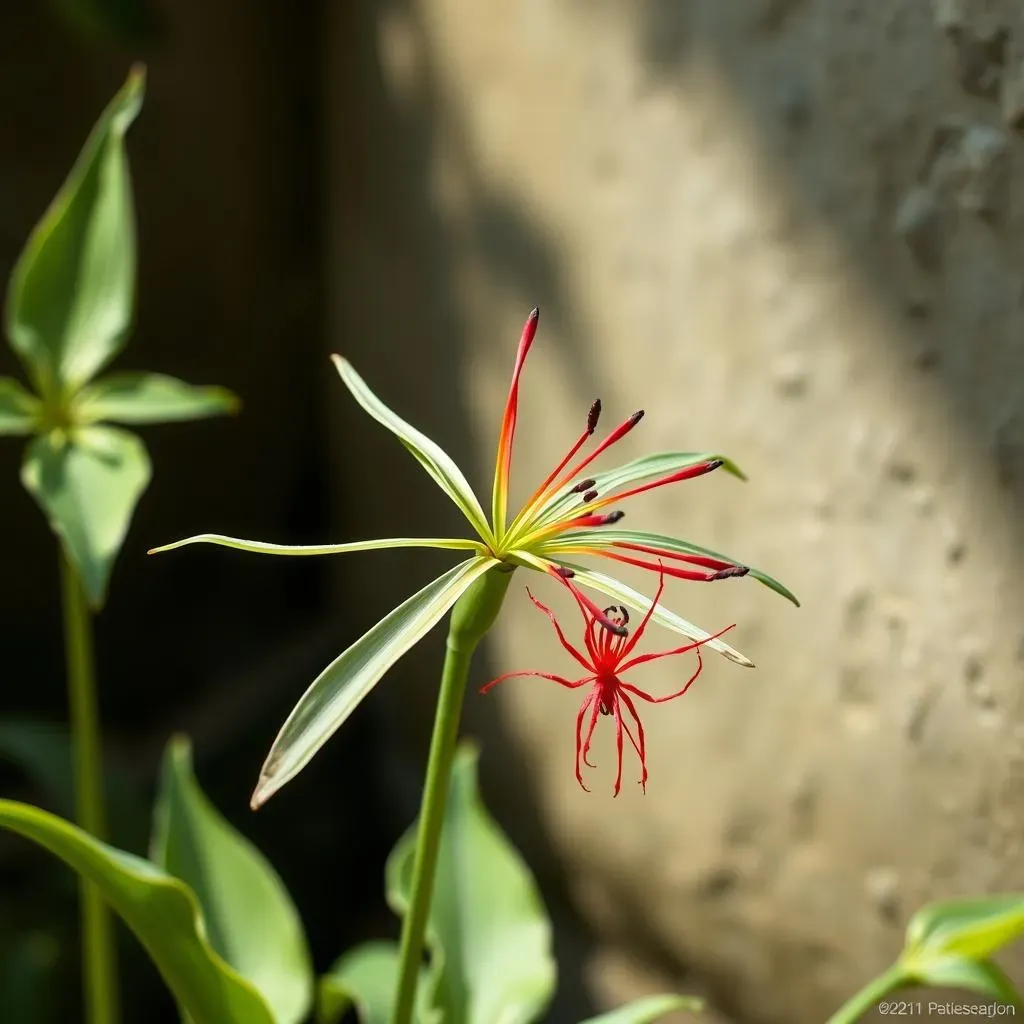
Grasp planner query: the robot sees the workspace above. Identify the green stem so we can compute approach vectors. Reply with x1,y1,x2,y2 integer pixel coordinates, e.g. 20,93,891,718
825,965,907,1024
391,565,514,1024
60,550,118,1024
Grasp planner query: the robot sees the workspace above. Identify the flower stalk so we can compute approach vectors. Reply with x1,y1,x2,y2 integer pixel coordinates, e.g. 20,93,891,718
60,549,118,1024
392,565,515,1024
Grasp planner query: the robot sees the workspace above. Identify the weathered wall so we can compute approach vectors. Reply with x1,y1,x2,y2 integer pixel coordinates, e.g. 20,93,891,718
327,1,1024,1021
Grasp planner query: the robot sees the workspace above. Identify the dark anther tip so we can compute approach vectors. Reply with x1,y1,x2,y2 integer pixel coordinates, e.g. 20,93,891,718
714,565,750,580
555,566,575,578
583,489,598,503
603,606,618,618
529,307,540,321
571,477,596,494
604,510,625,525
587,399,602,434
629,410,645,426
619,606,630,624
707,458,725,470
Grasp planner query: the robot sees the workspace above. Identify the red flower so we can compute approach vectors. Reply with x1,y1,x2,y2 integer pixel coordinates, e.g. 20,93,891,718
481,571,735,795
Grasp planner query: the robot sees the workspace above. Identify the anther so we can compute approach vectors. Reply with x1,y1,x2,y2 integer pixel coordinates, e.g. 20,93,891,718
713,565,749,580
583,489,598,503
587,399,602,434
618,606,630,624
629,410,645,427
599,702,611,716
555,566,576,579
571,478,596,494
599,510,625,525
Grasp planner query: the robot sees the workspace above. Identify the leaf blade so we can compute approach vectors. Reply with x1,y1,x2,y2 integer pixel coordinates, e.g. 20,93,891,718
151,737,313,1024
21,425,151,607
252,557,500,808
320,942,432,1024
549,528,799,606
332,356,493,546
0,799,276,1024
148,534,486,558
577,994,705,1024
905,895,1024,962
6,67,144,394
0,377,41,436
386,745,556,1024
74,372,239,425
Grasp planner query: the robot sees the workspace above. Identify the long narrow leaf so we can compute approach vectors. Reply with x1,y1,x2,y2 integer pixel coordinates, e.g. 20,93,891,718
252,557,499,808
548,528,799,606
555,561,754,668
332,356,493,545
535,452,745,525
0,800,276,1024
149,534,485,557
74,372,239,425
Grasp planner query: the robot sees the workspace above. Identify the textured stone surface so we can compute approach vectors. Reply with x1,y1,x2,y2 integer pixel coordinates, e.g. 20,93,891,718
326,0,1024,1020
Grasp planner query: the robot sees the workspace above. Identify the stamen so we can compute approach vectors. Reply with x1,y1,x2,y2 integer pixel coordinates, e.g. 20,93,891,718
582,489,598,502
555,566,575,578
578,458,724,516
544,410,646,500
571,478,596,494
587,399,602,434
713,565,750,579
599,702,611,716
550,567,628,636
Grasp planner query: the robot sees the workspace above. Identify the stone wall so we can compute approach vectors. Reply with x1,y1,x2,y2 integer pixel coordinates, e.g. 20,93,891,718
326,1,1024,1020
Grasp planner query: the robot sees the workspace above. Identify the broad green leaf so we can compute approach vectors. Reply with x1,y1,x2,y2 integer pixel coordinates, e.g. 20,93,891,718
332,356,494,547
149,533,486,558
0,799,277,1024
521,556,754,668
320,942,431,1024
74,372,239,425
535,452,745,526
905,895,1024,962
6,67,144,395
0,377,40,435
252,557,499,808
151,737,313,1024
21,425,150,607
903,956,1021,1006
387,745,556,1024
577,994,705,1024
549,528,799,607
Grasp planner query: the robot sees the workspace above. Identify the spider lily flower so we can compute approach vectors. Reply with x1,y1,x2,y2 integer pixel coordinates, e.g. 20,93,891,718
150,309,797,807
481,571,733,795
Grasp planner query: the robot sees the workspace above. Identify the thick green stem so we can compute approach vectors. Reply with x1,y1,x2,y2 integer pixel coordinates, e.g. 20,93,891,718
825,965,907,1024
391,565,514,1024
60,550,118,1024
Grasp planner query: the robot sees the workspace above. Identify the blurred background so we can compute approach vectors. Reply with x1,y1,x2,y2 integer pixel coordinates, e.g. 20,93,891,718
3,0,1024,1021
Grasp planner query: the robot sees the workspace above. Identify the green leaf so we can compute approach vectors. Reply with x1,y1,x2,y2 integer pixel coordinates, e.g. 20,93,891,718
252,557,500,809
151,737,313,1024
387,744,556,1024
6,67,144,395
0,799,277,1024
21,425,150,607
320,942,432,1024
149,533,486,558
905,895,1024,962
332,356,494,547
577,994,705,1024
904,956,1021,1006
535,452,745,526
0,377,41,435
535,558,754,668
73,372,239,425
549,528,799,607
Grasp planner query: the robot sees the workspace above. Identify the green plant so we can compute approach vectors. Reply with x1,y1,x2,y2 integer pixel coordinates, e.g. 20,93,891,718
828,895,1024,1021
0,66,236,1024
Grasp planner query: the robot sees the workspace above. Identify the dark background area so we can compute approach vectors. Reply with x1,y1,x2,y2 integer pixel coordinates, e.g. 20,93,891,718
0,2,405,1020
